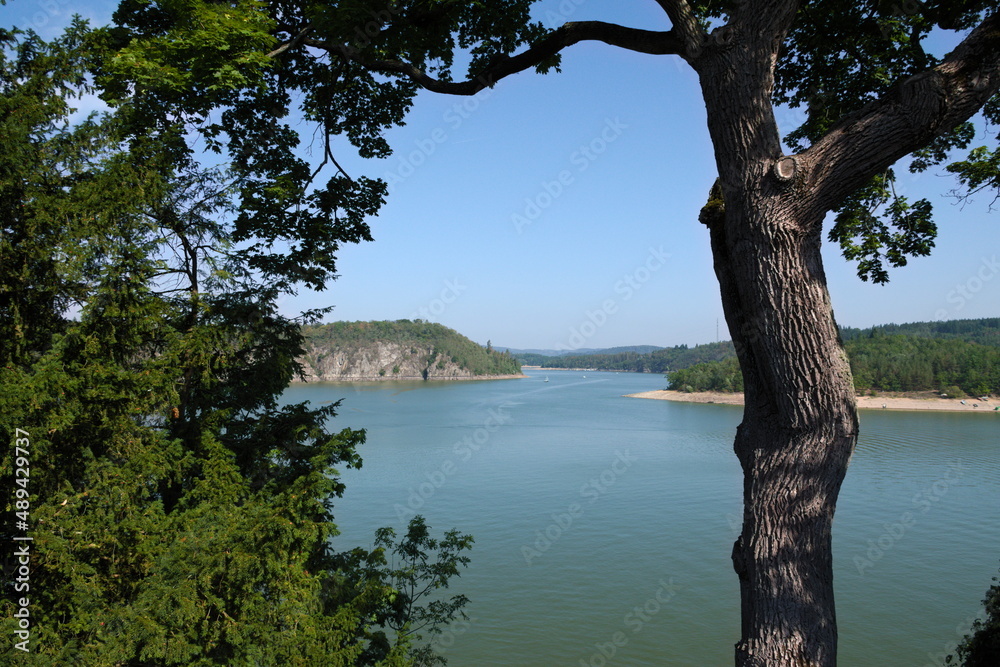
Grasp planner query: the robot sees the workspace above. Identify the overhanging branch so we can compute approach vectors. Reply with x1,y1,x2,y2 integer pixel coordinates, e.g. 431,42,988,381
267,24,312,59
307,21,684,96
802,11,1000,210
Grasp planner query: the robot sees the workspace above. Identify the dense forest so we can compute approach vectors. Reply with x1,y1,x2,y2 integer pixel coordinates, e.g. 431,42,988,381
517,341,736,373
304,320,522,377
839,318,1000,346
667,319,1000,396
1,25,470,665
668,357,746,393
845,333,1000,397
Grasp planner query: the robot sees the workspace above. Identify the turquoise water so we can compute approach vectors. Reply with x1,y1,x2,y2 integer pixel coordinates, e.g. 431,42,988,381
282,369,1000,666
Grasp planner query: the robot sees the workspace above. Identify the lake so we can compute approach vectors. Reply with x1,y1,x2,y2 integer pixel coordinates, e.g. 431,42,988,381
282,369,1000,666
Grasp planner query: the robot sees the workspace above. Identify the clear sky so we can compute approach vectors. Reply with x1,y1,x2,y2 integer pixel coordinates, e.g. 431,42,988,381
9,0,999,350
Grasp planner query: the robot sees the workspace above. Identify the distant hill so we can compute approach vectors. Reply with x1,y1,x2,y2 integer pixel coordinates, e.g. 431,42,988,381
509,318,1000,396
667,317,1000,397
840,318,1000,346
514,341,734,372
297,320,522,381
503,345,663,358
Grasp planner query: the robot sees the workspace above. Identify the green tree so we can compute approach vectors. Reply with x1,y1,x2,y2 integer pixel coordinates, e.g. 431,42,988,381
353,516,474,667
101,2,1000,664
949,567,1000,666
1,23,469,666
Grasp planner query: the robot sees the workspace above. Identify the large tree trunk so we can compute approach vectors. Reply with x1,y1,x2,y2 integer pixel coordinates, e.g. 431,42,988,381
691,6,861,662
701,182,858,666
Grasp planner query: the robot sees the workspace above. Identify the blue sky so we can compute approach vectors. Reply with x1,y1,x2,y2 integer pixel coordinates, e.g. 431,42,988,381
9,0,999,350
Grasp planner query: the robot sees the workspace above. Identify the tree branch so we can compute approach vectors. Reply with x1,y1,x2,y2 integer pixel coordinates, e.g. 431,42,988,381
801,11,1000,211
308,21,684,96
656,0,705,60
266,24,312,59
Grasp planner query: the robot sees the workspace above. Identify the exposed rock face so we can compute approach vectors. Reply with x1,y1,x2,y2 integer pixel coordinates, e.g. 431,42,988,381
298,341,479,381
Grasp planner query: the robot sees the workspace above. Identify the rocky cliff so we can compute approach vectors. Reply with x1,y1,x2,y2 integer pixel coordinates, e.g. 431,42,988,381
294,320,524,382
299,341,480,381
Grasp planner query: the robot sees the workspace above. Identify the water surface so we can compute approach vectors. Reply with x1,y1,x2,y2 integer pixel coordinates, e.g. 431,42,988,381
282,370,1000,666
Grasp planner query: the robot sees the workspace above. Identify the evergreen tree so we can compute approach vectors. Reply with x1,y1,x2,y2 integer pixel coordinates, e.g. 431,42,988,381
1,22,470,666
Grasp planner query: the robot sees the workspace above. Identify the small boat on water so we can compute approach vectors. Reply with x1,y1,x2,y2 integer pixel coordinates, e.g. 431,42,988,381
544,376,549,382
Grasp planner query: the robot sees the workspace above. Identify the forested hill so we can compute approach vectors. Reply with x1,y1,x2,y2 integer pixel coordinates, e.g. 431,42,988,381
297,320,522,381
516,341,736,373
668,318,1000,397
840,318,1000,346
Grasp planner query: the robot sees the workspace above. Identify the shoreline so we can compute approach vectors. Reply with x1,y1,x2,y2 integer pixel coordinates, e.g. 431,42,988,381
294,373,528,383
625,390,999,413
522,366,643,373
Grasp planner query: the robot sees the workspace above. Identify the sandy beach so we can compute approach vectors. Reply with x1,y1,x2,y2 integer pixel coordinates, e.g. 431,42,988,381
625,390,999,413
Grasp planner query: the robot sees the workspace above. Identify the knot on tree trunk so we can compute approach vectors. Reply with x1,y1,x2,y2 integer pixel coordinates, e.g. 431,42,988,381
699,178,726,228
732,535,748,581
772,155,798,182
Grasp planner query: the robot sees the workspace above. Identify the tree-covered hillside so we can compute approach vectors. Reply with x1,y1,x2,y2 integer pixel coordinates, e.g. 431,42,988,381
846,333,1000,397
518,341,736,373
303,320,522,377
667,321,1000,397
840,318,1000,346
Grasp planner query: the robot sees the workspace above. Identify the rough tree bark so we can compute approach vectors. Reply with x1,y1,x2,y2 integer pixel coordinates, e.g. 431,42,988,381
704,187,861,666
689,4,859,664
312,2,1000,664
687,5,1000,664
698,176,857,666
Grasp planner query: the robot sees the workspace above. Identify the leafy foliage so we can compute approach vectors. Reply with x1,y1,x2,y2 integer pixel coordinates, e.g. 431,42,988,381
1,23,469,666
100,1,1000,289
698,0,999,283
846,333,1000,396
946,145,1000,208
60,2,1000,662
668,357,744,393
0,20,112,369
96,0,555,297
353,517,474,667
839,318,1000,346
948,565,1000,666
828,170,936,284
